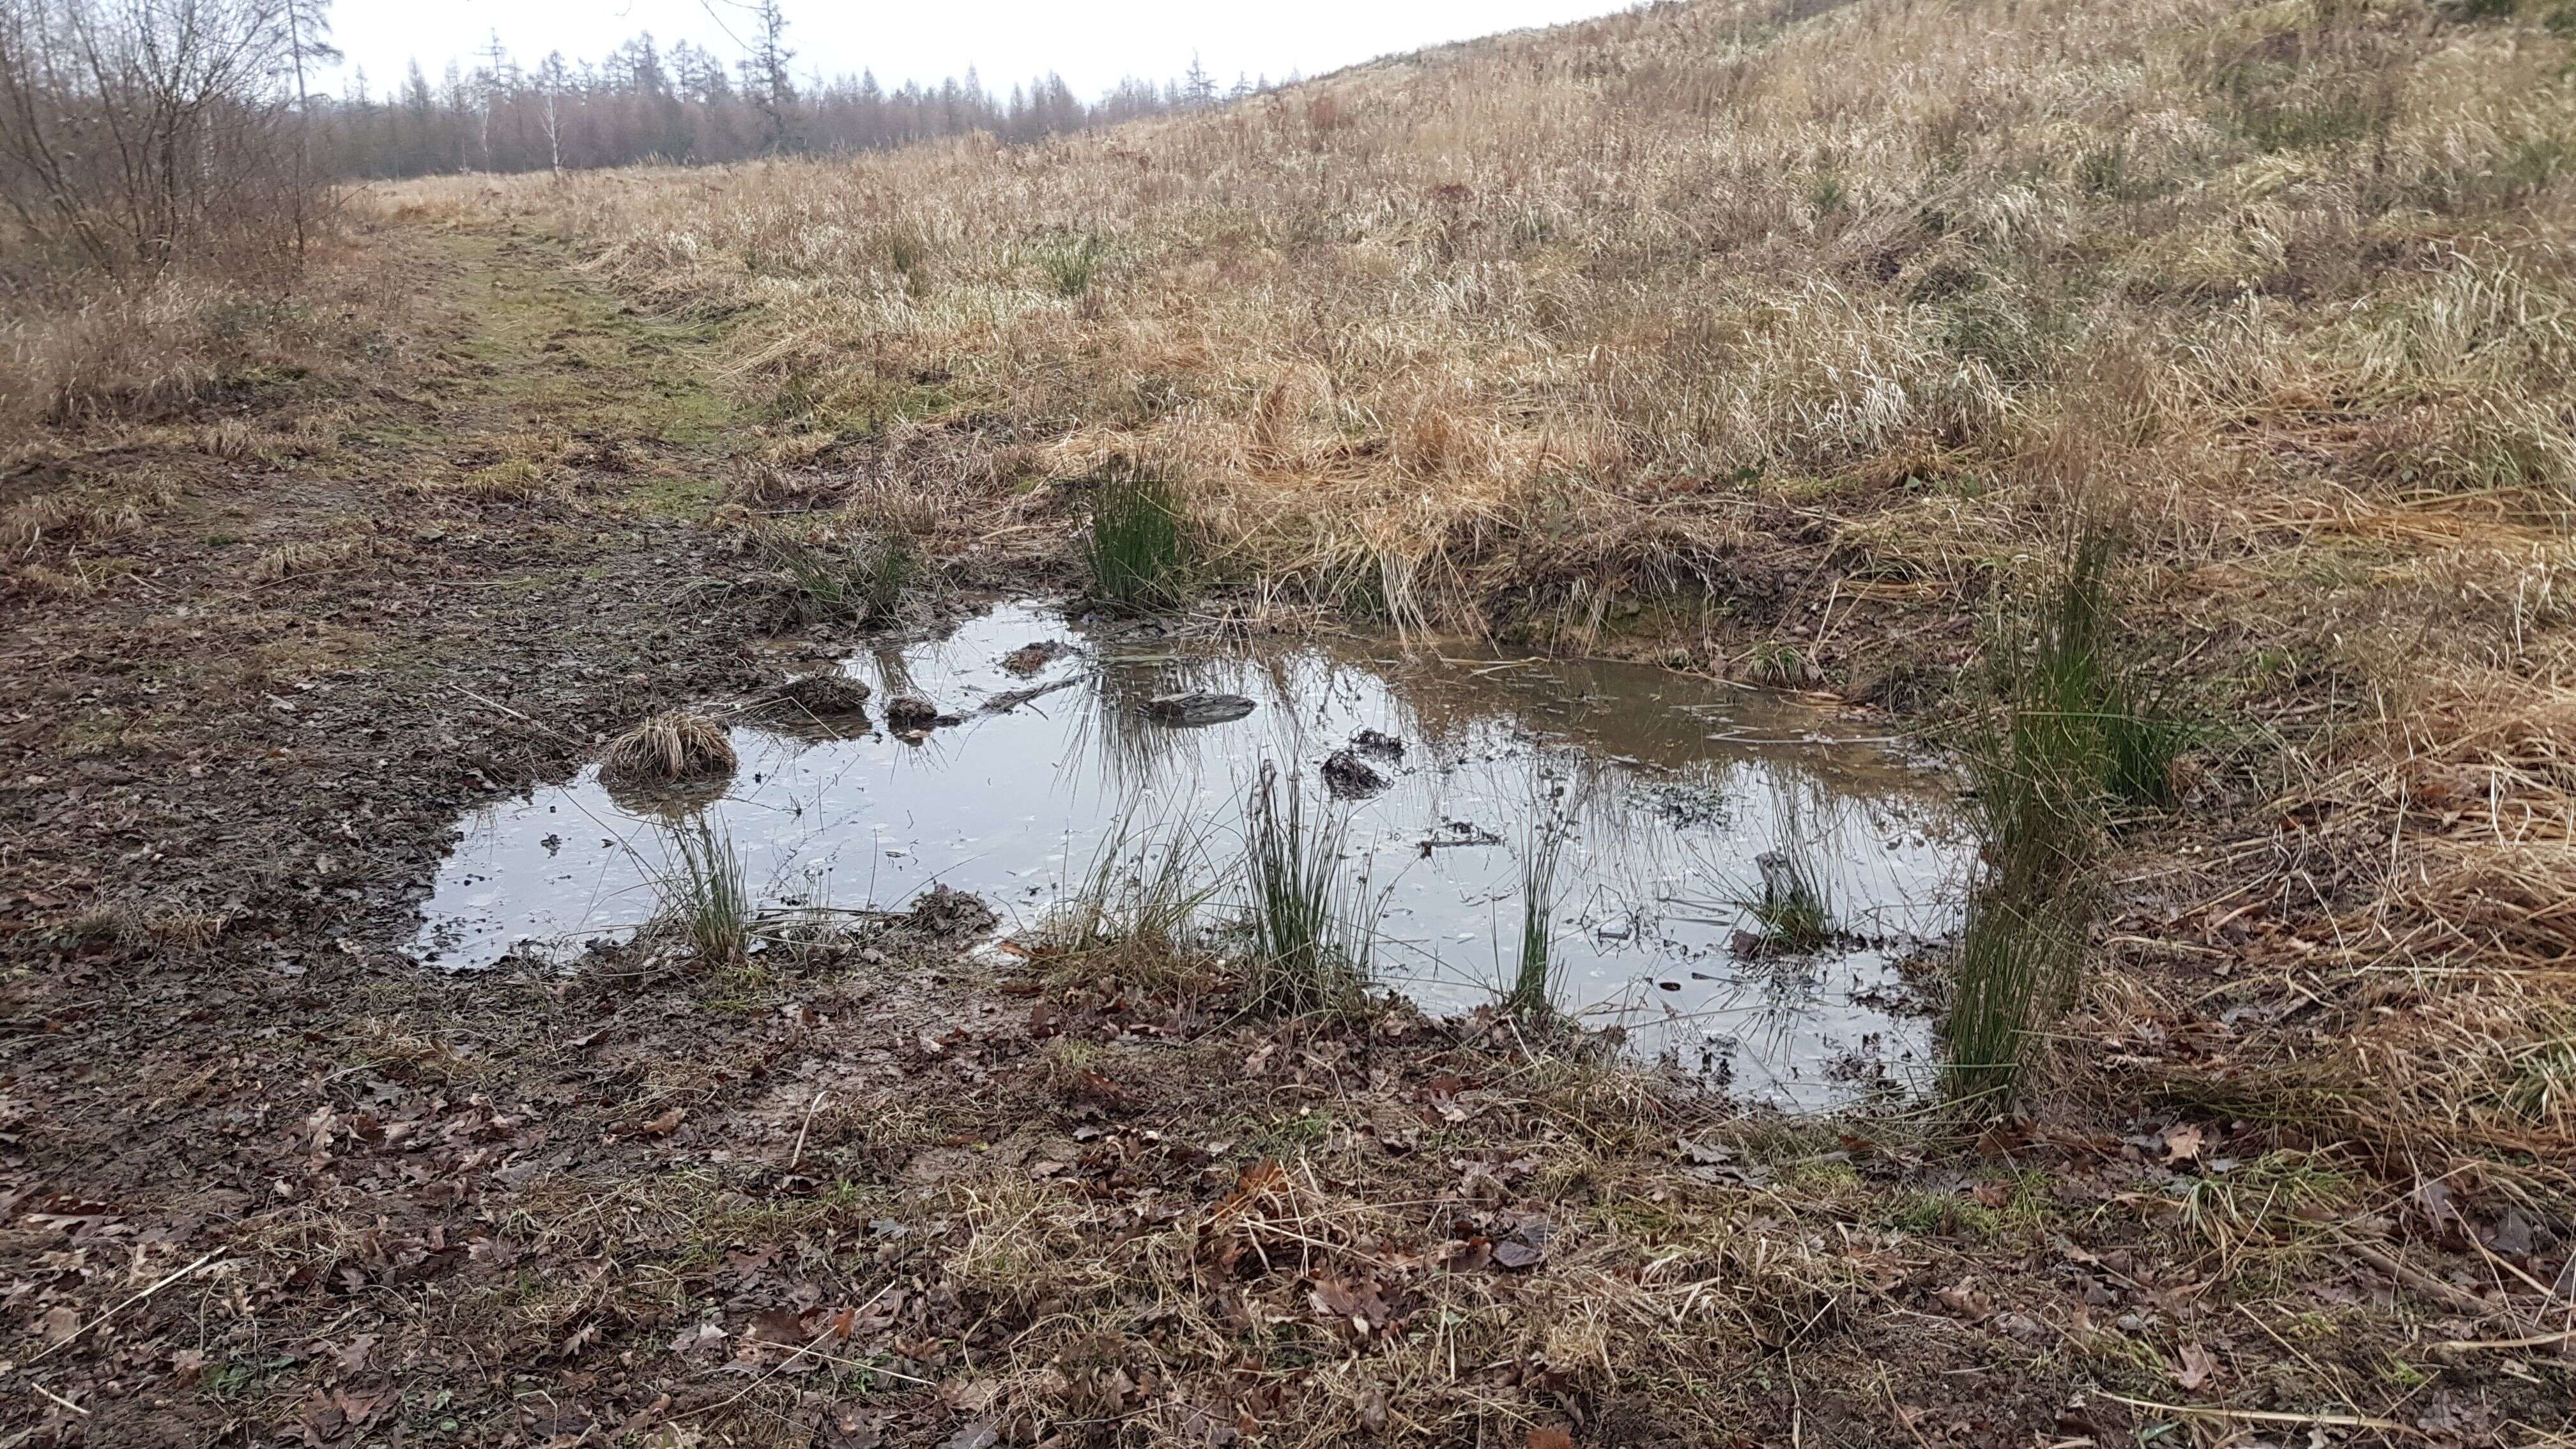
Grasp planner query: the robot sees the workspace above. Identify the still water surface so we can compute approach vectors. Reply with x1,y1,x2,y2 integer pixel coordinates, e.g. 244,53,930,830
416,602,1970,1107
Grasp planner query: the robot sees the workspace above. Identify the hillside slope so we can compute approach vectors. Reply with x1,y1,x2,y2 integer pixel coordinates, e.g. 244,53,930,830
431,0,2576,1166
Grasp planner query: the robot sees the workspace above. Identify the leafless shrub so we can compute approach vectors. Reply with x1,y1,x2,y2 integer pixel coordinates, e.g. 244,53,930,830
1,0,337,430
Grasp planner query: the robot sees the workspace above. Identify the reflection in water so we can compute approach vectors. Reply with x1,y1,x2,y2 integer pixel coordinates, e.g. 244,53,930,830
414,602,1971,1108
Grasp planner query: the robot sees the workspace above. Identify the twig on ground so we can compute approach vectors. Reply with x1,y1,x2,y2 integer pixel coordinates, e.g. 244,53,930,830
17,1250,224,1368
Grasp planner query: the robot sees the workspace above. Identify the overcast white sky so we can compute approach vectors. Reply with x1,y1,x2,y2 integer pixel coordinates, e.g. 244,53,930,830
328,1,1642,99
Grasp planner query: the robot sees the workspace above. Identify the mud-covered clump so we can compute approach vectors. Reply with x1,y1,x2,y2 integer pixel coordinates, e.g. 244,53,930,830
760,669,871,718
1321,747,1389,799
902,883,997,938
1350,728,1405,761
885,694,943,729
1142,692,1255,726
1000,640,1071,675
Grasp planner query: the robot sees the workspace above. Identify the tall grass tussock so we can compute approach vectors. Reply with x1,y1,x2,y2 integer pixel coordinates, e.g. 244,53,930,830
1241,763,1376,1016
652,815,753,963
1082,464,1192,608
1503,811,1574,1018
601,710,739,786
1944,530,2163,1107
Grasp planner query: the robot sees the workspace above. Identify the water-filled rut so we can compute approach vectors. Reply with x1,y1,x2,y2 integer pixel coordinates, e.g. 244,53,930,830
417,601,1970,1107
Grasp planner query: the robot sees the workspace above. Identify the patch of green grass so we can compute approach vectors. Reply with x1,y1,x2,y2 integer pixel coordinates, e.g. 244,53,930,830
1241,762,1374,1016
1255,1108,1335,1151
1036,234,1107,298
629,471,722,519
1744,638,1810,687
1890,1190,2002,1241
1082,464,1192,608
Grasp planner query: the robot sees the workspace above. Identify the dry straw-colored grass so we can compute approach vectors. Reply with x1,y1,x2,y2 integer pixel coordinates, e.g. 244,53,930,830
407,0,2576,1167
599,710,739,785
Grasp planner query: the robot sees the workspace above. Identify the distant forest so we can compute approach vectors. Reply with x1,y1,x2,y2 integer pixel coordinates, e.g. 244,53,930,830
323,24,1261,179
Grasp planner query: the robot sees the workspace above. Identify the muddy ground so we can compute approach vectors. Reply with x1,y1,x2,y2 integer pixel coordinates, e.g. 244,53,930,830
3,220,2569,1446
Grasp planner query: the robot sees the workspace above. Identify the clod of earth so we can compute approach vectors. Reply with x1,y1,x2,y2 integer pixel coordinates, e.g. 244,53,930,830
762,668,871,716
885,694,944,729
1320,747,1390,799
1142,691,1255,726
1350,727,1405,760
1000,640,1071,675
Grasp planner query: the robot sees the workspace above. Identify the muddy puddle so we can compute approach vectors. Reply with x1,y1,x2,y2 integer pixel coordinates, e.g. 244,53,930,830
417,602,1971,1108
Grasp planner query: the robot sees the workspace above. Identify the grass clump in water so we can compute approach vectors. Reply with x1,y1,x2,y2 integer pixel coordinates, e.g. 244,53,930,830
1041,815,1221,992
1741,848,1835,954
1082,464,1190,608
601,710,737,786
1241,762,1374,1016
1502,811,1574,1019
654,815,753,964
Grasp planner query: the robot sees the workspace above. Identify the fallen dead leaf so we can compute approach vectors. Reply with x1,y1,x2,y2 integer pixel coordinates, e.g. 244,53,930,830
2171,1340,2220,1391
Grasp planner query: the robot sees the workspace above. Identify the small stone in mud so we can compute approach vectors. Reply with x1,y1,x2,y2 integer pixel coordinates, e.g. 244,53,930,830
1350,728,1405,761
767,669,871,716
1320,748,1388,799
1000,640,1070,675
1142,692,1255,727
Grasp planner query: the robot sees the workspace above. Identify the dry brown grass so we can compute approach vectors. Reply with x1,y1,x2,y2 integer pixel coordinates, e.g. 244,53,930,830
247,534,374,584
599,710,739,785
401,0,2576,1178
